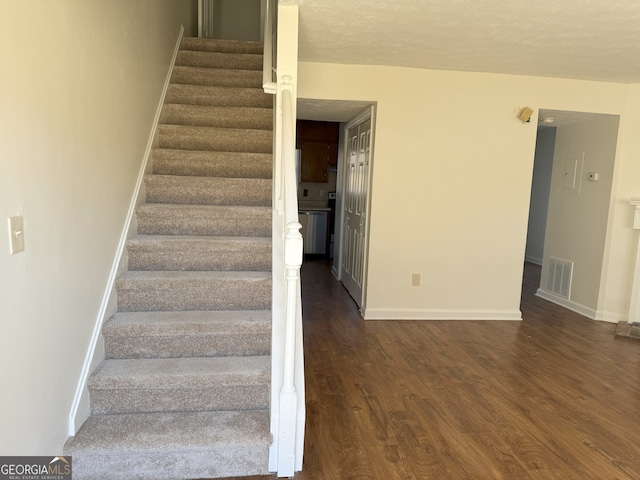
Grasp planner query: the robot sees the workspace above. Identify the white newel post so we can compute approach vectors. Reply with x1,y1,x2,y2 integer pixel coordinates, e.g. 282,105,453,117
278,222,303,476
628,199,640,324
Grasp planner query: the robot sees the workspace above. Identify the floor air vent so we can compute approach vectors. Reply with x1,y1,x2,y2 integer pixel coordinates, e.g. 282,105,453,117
546,256,573,299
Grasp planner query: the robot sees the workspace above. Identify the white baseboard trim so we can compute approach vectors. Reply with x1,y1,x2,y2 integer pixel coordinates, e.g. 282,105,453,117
594,310,626,324
535,288,598,320
67,26,185,436
363,308,523,321
331,265,340,280
535,289,623,324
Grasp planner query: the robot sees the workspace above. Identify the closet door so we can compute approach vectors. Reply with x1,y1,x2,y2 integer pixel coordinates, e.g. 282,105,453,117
341,117,371,307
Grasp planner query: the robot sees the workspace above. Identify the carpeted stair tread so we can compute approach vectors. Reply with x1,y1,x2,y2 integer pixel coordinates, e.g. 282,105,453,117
181,37,263,54
135,204,271,237
64,410,270,479
171,66,262,88
89,356,270,390
103,310,271,359
115,270,271,312
126,235,271,271
176,50,262,70
66,410,271,453
151,149,272,179
160,104,272,130
88,357,270,414
105,310,271,337
166,84,272,108
158,124,272,153
144,175,272,206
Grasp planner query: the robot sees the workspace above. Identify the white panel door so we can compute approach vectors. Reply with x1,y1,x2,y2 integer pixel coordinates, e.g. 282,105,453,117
341,117,371,307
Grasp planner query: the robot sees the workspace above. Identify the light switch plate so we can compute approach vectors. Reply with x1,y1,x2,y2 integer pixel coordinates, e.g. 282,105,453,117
8,216,24,254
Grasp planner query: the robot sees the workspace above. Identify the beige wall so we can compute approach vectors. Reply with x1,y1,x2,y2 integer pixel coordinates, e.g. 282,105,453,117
541,116,620,314
599,84,640,320
213,0,262,41
0,0,196,455
298,62,637,320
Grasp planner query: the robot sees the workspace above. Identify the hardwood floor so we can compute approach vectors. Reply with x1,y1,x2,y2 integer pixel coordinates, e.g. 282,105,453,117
217,260,640,480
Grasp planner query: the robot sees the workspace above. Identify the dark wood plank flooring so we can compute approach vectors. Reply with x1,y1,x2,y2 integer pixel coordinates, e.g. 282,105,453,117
216,260,640,480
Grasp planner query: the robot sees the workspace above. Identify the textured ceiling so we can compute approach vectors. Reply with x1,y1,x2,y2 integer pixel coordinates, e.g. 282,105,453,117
285,0,640,84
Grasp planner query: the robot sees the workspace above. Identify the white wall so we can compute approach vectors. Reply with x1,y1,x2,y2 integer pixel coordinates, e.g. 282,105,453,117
540,116,620,315
297,62,637,320
0,0,196,455
525,127,556,265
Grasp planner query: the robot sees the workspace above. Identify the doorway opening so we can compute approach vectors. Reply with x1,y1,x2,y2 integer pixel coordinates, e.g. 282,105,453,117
296,98,376,312
524,109,620,318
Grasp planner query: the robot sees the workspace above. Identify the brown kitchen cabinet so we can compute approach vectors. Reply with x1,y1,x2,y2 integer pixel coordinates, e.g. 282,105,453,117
297,120,340,183
300,142,330,182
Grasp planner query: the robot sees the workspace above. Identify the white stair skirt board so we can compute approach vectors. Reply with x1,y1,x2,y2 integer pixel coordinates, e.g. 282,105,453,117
363,308,523,321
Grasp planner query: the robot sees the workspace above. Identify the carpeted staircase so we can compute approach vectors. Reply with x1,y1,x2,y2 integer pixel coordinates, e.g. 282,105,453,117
65,37,274,480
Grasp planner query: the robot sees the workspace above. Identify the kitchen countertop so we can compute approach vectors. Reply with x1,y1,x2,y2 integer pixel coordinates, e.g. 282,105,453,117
299,207,331,212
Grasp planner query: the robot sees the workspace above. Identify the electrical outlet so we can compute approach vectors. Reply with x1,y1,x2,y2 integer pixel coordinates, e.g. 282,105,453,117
412,273,421,287
8,216,25,254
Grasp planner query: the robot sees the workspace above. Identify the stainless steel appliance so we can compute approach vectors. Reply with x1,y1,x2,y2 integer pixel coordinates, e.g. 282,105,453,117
298,210,328,255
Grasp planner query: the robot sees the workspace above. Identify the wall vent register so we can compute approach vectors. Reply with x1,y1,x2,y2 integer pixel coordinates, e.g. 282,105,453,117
546,256,573,299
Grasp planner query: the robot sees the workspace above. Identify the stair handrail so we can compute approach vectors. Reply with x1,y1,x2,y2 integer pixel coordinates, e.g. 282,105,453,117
280,81,298,224
262,0,277,94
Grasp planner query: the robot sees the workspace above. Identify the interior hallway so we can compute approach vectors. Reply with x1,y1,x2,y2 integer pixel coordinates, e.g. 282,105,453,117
218,260,640,480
